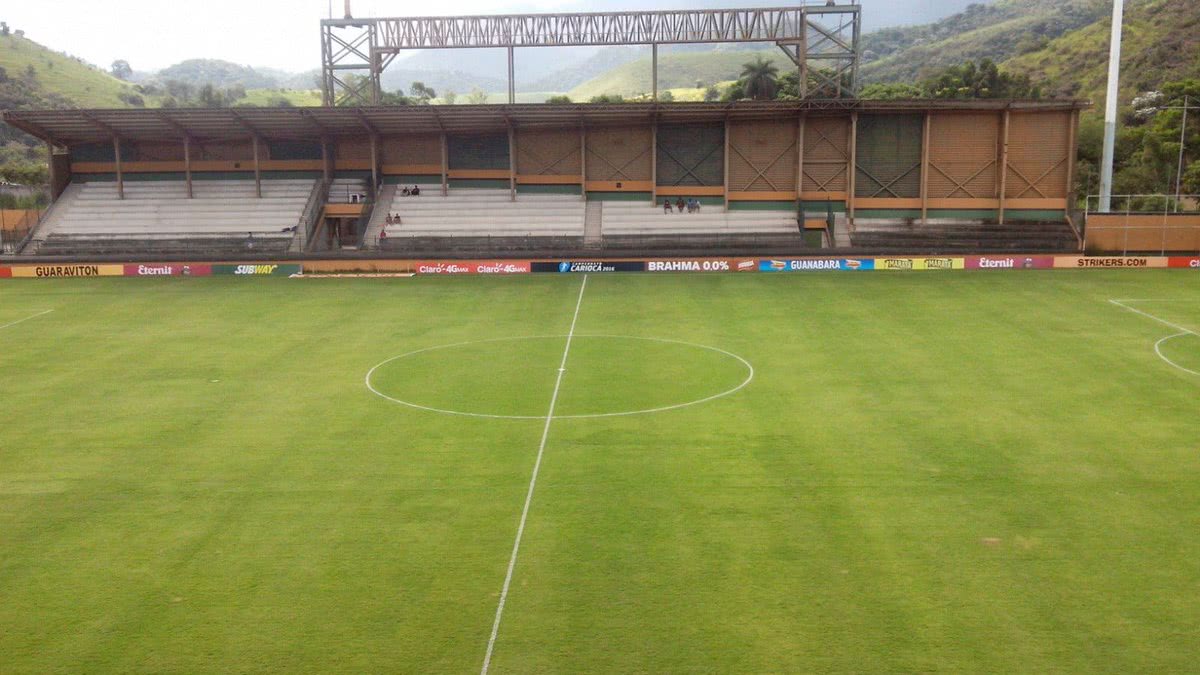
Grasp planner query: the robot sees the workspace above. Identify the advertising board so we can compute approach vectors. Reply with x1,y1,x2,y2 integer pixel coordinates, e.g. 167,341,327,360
874,257,965,271
964,256,1055,270
533,261,647,273
1053,257,1169,269
758,259,874,272
414,260,530,275
211,264,303,276
645,259,751,272
10,264,125,278
1168,257,1200,269
123,264,213,277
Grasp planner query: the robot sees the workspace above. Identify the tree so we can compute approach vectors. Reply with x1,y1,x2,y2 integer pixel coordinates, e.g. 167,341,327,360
860,82,924,100
466,88,490,105
110,60,132,81
588,94,625,104
923,59,1040,100
410,81,436,104
0,23,9,37
703,85,720,102
740,56,779,101
442,89,457,105
659,90,674,102
545,95,572,104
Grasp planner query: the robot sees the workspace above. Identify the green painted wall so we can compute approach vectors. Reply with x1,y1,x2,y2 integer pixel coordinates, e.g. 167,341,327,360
729,200,794,211
385,175,442,185
587,192,654,202
1006,210,1066,223
518,184,582,195
75,171,323,182
855,209,923,219
800,200,846,213
449,179,511,189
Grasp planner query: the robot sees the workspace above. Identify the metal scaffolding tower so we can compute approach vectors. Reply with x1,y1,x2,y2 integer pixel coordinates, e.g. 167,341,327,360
321,3,861,106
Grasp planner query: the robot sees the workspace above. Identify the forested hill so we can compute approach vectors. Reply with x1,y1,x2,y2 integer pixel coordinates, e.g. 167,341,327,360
863,0,1200,105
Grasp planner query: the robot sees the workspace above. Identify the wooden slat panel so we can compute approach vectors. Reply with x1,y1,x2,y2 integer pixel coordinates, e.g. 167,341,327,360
728,119,797,192
928,113,999,199
516,175,582,185
927,198,1001,209
856,198,922,209
516,128,581,176
586,126,653,182
382,163,443,175
802,117,849,194
381,134,440,166
1007,111,1071,199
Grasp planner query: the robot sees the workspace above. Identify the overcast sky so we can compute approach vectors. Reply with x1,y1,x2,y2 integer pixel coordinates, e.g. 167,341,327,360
3,1,976,73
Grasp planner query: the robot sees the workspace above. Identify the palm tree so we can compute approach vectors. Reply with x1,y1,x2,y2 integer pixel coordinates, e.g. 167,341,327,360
740,56,779,100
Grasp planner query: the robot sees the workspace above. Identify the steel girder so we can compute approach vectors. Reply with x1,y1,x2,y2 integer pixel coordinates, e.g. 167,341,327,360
321,4,861,106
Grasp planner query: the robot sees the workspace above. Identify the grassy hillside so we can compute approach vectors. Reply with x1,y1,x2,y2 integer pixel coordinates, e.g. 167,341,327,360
1005,0,1200,103
0,32,142,108
861,0,1107,84
239,88,322,107
569,51,784,100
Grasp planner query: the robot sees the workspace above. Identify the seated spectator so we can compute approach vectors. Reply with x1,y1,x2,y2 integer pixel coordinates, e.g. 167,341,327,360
411,185,421,196
676,197,686,213
379,228,388,243
663,199,673,213
402,187,411,196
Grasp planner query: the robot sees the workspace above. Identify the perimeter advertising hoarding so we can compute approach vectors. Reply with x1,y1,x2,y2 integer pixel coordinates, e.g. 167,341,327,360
211,264,303,276
758,259,875,272
10,264,125,278
1054,257,1169,269
123,264,213,277
645,259,760,272
964,256,1055,270
0,267,10,278
414,260,530,274
874,257,965,271
1168,257,1200,269
533,261,647,273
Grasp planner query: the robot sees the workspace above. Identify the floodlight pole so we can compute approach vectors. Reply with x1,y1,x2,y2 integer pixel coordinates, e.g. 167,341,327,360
1176,95,1189,211
1099,0,1124,213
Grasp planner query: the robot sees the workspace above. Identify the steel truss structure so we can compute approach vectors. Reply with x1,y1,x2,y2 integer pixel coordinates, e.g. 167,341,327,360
321,3,861,106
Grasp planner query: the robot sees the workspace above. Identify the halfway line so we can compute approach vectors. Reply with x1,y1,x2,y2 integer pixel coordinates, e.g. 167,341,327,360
481,274,589,675
0,309,54,332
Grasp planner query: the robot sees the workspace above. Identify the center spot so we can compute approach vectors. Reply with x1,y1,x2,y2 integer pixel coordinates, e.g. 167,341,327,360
367,336,752,419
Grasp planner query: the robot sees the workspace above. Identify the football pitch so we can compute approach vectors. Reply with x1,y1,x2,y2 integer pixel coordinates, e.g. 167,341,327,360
1,271,1198,673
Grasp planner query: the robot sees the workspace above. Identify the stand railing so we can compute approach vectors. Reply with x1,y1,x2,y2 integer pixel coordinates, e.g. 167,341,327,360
299,178,331,252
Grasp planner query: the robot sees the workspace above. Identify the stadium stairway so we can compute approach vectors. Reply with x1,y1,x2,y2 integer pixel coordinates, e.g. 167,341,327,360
362,184,396,248
848,220,1080,254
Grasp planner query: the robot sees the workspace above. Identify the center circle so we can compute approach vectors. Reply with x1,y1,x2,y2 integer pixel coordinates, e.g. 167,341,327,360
365,335,754,419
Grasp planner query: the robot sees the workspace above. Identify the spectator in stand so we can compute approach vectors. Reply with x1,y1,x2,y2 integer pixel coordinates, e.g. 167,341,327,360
402,186,411,196
379,228,388,245
663,198,673,213
676,197,686,214
411,185,421,196
386,214,394,226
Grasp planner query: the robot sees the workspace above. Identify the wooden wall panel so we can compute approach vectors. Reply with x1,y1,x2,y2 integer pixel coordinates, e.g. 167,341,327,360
801,117,849,195
586,126,652,182
728,119,797,193
381,134,440,166
516,128,581,176
928,113,999,199
1007,111,1072,199
855,114,923,199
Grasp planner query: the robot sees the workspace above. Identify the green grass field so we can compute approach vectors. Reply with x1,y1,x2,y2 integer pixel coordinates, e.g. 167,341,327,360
1,271,1198,673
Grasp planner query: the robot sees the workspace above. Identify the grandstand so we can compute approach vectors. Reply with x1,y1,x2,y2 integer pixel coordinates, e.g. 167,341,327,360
2,100,1092,258
28,178,316,256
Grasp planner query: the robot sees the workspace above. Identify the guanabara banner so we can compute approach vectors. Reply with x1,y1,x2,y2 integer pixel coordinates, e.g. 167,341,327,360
758,259,874,272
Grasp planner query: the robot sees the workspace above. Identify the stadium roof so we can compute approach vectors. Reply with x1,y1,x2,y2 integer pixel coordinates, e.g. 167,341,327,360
3,100,1090,146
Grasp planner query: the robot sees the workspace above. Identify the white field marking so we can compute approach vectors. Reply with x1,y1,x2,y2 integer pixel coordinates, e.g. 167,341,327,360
481,274,588,675
364,334,754,420
1109,299,1199,376
0,309,53,332
1154,333,1200,376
